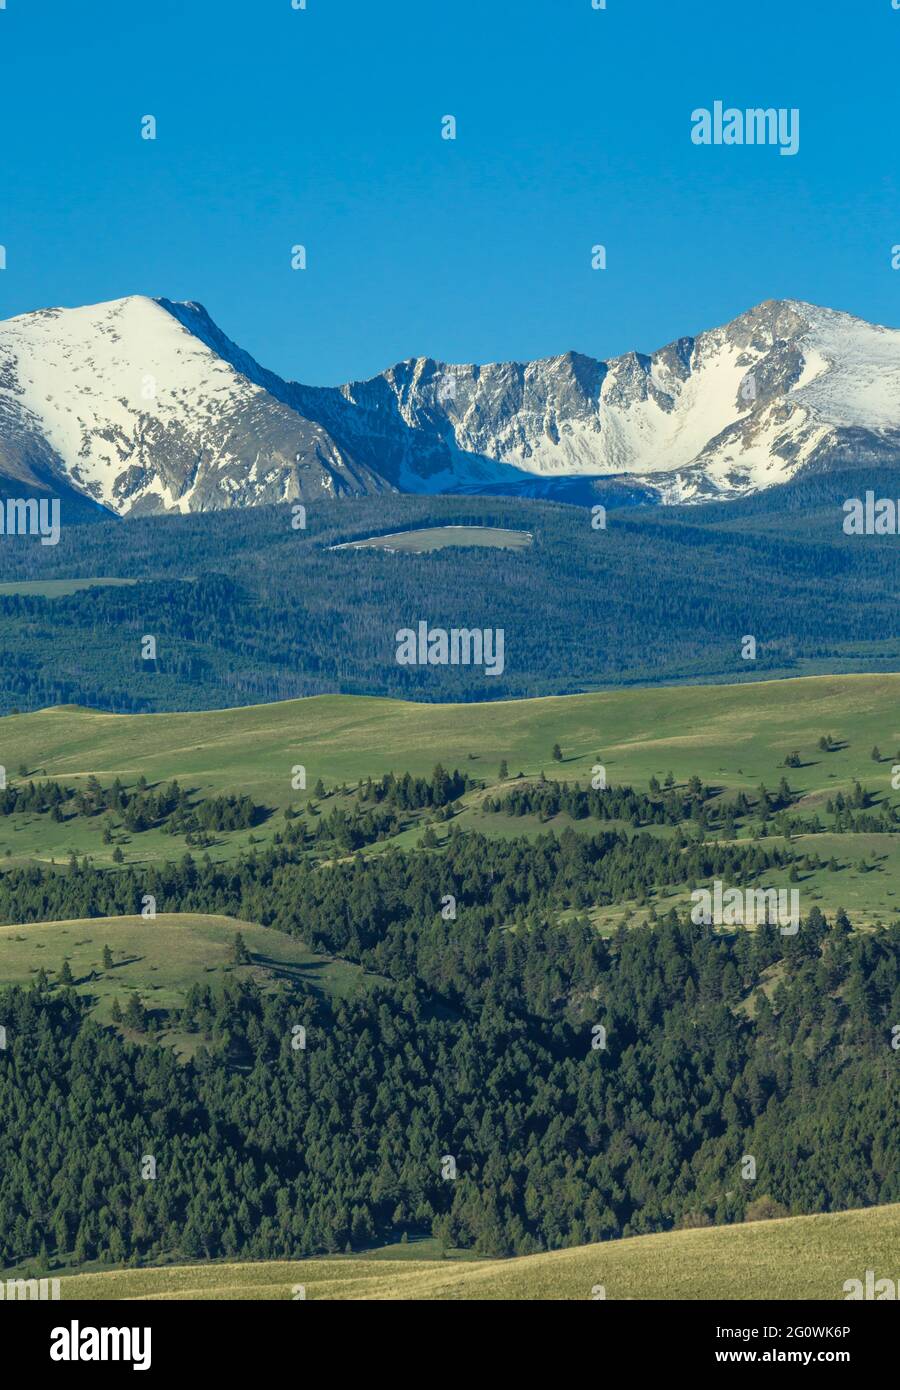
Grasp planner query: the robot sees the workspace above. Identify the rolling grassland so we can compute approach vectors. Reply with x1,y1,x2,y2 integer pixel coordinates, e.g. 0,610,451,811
48,1204,900,1301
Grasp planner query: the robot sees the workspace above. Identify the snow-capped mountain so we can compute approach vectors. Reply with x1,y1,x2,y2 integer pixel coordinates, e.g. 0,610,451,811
1,295,900,515
315,298,900,504
0,296,388,514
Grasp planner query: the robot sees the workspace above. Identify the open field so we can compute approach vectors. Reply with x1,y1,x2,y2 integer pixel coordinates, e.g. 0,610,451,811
547,829,900,932
42,1204,900,1300
0,801,268,869
330,524,533,553
0,578,139,598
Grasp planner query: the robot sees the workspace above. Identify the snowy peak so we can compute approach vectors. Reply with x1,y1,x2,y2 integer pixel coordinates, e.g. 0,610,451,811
1,294,899,515
0,296,386,514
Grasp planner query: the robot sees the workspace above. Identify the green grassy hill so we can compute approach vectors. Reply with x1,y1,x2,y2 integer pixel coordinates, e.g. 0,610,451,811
2,673,899,922
4,670,899,807
0,913,377,1052
46,1203,900,1300
0,578,139,598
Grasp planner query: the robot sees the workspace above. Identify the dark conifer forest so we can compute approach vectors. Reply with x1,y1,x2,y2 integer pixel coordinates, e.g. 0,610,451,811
0,910,896,1265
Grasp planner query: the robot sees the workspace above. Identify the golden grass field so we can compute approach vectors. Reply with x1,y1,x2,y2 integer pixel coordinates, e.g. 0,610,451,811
50,1204,900,1301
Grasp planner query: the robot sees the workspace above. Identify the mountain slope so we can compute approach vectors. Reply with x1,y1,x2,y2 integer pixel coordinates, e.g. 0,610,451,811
4,671,900,827
2,296,900,514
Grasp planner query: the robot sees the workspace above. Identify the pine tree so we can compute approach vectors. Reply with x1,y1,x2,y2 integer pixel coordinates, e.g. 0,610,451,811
124,993,146,1032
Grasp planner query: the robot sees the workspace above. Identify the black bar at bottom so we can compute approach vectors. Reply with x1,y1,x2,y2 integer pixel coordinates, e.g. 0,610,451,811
6,1299,894,1375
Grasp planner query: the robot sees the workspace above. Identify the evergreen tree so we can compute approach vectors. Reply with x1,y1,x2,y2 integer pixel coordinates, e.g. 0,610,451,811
123,993,147,1032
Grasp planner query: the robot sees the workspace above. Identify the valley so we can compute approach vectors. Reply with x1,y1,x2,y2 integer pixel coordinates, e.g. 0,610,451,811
5,0,897,1321
0,673,896,1290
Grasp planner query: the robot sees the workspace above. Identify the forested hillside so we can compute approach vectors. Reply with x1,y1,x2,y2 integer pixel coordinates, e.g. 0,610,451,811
0,467,897,711
0,902,896,1267
0,764,897,1271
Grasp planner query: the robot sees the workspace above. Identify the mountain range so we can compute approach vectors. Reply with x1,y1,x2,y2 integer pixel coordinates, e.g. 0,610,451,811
2,295,900,516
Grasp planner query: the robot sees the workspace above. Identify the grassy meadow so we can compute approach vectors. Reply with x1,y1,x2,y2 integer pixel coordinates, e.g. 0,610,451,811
3,672,897,808
0,577,139,598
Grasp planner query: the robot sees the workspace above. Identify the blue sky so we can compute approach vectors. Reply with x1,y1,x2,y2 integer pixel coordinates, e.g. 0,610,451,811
1,0,898,383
